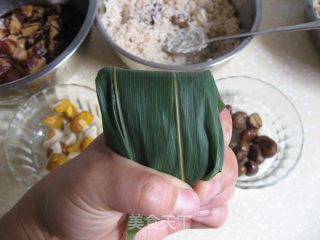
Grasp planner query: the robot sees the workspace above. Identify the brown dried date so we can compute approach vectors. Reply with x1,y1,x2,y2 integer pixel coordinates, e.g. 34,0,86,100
0,58,13,79
0,58,21,84
25,57,46,74
0,39,16,55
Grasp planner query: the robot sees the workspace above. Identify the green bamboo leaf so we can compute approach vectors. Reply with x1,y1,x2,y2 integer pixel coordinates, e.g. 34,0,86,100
96,67,225,239
96,67,225,187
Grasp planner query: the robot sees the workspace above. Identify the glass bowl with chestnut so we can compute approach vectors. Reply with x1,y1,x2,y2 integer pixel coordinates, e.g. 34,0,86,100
217,76,304,189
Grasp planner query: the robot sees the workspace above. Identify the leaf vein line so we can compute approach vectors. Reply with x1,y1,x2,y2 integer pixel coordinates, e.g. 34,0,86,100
113,68,132,158
173,73,185,181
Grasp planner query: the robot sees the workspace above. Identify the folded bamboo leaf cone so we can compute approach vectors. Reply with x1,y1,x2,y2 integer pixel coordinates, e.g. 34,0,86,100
96,67,225,187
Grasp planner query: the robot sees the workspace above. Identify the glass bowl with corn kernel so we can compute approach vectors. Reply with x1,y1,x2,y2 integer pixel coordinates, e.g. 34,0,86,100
4,84,102,186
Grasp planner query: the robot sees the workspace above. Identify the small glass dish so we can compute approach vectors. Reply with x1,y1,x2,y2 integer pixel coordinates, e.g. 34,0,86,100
216,76,304,189
4,84,102,187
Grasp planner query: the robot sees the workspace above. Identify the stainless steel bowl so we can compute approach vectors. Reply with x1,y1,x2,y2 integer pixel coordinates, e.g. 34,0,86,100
0,0,97,105
96,0,262,71
304,0,320,53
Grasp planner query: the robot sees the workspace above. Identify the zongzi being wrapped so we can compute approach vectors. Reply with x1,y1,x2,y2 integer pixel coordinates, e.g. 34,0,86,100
96,67,224,187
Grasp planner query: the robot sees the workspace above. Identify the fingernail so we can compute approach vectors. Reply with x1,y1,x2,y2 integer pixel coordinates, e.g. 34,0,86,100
194,209,211,218
201,180,221,205
173,189,199,216
193,207,227,222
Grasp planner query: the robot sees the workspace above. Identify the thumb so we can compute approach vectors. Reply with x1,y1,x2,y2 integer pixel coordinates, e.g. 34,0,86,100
72,135,200,218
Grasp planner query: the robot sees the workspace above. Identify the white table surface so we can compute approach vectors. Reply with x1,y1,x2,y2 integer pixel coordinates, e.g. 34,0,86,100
1,0,320,239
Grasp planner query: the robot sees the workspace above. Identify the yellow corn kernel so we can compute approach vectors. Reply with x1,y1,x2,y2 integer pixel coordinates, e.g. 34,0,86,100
46,129,56,140
64,104,78,119
53,99,78,119
70,111,94,133
43,116,63,129
66,142,80,153
46,160,60,171
46,153,68,171
80,136,95,150
53,99,71,113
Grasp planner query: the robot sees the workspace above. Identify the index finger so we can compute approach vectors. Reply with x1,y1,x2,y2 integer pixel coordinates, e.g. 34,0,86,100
220,108,232,146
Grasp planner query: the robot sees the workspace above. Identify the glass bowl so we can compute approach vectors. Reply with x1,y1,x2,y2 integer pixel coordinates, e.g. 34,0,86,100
216,76,304,189
4,84,102,187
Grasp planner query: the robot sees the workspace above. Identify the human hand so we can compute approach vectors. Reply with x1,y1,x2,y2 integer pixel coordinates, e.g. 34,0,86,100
0,108,237,240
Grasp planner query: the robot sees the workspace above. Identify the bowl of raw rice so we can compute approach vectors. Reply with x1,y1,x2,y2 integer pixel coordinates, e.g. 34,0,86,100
96,0,262,71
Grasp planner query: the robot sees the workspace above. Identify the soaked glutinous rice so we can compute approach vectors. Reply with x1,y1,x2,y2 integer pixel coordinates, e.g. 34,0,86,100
101,0,240,65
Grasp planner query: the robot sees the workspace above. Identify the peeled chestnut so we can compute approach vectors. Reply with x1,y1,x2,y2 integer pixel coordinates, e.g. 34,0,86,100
241,128,258,142
232,111,247,131
238,163,246,177
254,136,278,158
248,144,265,164
234,148,247,162
233,141,250,162
244,160,259,176
248,113,263,129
